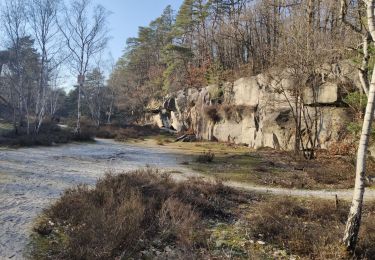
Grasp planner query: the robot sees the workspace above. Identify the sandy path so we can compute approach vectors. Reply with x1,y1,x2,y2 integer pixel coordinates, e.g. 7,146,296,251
224,181,375,201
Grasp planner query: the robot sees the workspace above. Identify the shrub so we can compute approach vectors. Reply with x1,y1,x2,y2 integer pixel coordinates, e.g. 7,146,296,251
357,212,375,258
328,141,356,156
343,92,367,115
29,169,245,259
113,125,164,141
196,150,215,163
0,122,76,147
158,198,199,246
221,105,238,121
71,128,95,142
248,197,349,259
94,126,116,139
204,106,221,122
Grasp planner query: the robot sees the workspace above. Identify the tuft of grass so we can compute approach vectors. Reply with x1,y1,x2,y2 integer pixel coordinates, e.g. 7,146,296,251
204,105,221,122
196,150,215,163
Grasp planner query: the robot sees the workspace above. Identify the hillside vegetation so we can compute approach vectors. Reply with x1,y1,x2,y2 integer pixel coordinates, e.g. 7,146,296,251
109,0,358,119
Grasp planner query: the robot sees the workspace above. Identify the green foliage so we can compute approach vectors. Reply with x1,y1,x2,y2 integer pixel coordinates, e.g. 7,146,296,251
351,44,375,77
347,122,362,137
208,86,224,100
347,121,375,140
7,36,40,88
0,122,95,147
163,44,194,57
174,0,195,36
206,61,225,86
109,5,176,111
174,0,210,37
162,62,176,93
344,92,367,113
162,44,194,92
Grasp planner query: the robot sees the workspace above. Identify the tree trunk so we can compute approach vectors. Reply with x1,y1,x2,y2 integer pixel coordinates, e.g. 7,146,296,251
343,66,375,250
359,34,370,97
76,82,82,134
343,2,375,250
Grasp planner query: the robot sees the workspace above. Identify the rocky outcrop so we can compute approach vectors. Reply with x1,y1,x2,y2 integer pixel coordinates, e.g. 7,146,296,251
151,61,359,150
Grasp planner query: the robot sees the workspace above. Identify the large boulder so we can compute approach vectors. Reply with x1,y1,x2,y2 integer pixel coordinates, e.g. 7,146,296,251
233,77,260,107
150,63,353,151
304,82,339,105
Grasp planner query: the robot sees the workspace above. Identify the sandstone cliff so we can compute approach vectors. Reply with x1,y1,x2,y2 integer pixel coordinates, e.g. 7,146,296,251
151,61,359,151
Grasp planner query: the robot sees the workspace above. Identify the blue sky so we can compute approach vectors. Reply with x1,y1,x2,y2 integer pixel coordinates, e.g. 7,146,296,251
96,0,184,61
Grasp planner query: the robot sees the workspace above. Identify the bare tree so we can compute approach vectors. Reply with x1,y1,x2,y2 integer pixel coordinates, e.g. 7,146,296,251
46,71,64,117
343,0,375,252
28,0,63,133
105,56,117,124
340,0,370,96
1,0,28,134
59,0,109,134
83,67,105,127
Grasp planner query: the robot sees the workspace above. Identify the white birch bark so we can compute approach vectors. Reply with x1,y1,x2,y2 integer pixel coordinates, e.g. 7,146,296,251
343,0,375,251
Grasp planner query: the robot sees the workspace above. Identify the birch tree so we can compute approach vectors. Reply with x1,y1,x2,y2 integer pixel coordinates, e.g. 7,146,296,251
343,0,375,251
59,0,109,134
1,0,29,134
28,0,63,133
83,68,105,127
340,0,370,96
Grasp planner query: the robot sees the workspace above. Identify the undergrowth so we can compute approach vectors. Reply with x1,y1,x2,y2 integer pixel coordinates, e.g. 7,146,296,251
0,122,94,147
28,169,375,260
28,168,249,259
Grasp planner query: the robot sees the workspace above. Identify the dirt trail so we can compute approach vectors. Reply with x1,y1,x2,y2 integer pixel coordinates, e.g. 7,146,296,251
1,139,374,259
224,181,375,201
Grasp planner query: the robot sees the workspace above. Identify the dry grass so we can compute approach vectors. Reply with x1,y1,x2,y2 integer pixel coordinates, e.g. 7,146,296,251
158,197,199,247
246,197,375,259
28,168,250,259
127,136,374,190
188,147,375,190
28,168,375,259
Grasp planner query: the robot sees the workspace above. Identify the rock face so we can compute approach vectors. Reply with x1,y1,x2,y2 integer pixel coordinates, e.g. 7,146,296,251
151,61,358,150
